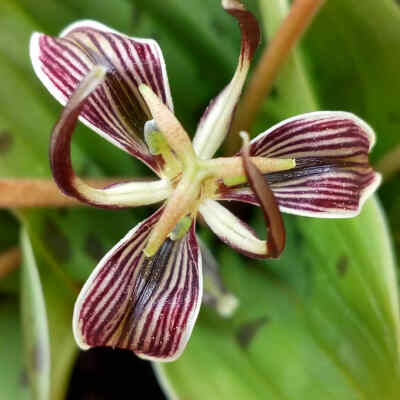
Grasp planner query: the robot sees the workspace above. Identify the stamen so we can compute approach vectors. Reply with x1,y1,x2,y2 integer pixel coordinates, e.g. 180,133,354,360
200,156,296,185
144,171,201,257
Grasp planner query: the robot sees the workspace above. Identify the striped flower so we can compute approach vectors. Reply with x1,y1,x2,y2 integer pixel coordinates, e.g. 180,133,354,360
29,0,380,362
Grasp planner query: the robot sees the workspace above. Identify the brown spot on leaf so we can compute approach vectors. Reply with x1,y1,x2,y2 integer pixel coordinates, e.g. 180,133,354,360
57,208,70,217
31,341,45,372
270,86,279,99
85,233,106,262
237,316,269,348
0,131,13,154
336,255,349,277
20,368,29,387
43,218,71,262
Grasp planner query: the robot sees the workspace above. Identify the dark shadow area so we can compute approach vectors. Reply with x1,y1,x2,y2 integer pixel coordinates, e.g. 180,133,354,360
67,347,166,399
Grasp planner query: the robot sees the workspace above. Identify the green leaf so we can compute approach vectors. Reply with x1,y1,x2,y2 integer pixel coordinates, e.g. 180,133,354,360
20,207,146,283
19,216,79,400
20,228,50,400
0,296,30,400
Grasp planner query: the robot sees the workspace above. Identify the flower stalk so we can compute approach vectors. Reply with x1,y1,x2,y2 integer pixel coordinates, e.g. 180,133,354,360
0,178,126,208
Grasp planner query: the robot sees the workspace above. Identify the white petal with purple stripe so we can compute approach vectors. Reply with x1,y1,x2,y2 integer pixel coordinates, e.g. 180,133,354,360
30,20,173,171
218,112,380,217
73,208,202,362
192,0,260,159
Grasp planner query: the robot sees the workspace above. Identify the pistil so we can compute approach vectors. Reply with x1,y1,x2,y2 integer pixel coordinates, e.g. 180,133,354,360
144,167,204,257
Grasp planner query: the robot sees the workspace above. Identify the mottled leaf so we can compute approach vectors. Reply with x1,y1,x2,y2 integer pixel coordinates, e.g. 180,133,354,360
20,228,50,400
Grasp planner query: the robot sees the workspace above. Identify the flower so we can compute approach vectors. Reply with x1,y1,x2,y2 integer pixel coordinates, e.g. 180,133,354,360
30,0,380,362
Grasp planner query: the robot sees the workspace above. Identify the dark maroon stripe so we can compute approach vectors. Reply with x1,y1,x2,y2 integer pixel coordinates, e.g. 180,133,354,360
40,49,79,93
88,252,150,344
43,68,70,99
85,233,151,336
133,241,182,352
272,179,360,190
121,38,146,83
97,252,149,344
43,37,86,77
94,85,131,136
134,42,159,99
219,192,259,205
136,239,185,353
269,174,368,188
82,248,144,341
81,211,162,338
102,32,140,88
257,118,367,151
41,35,141,151
250,119,309,154
82,94,128,145
143,253,183,355
272,189,359,199
41,40,83,84
150,233,196,356
132,238,185,352
56,38,91,71
95,211,170,346
76,33,147,134
146,45,167,105
171,241,198,356
251,119,370,156
169,228,199,356
250,118,318,155
148,239,191,357
81,229,148,336
42,40,129,151
150,265,184,355
100,32,153,130
270,140,369,159
266,132,369,158
276,196,359,208
119,238,175,349
85,86,131,142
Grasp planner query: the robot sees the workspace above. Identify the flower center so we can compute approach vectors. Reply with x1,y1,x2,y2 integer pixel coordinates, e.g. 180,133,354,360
142,121,296,257
143,155,214,257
